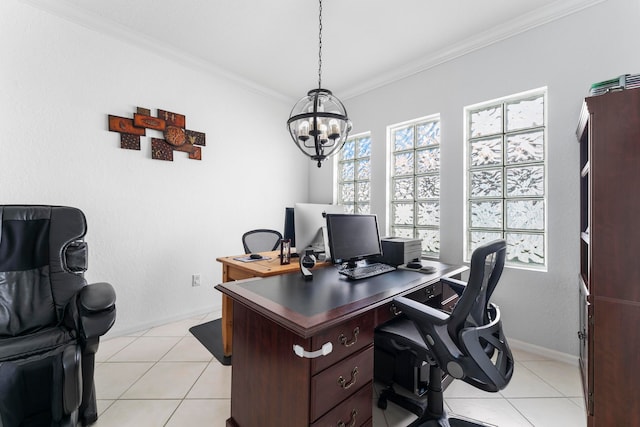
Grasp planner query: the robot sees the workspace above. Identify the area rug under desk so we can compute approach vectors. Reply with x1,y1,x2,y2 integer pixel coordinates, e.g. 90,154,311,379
189,318,231,366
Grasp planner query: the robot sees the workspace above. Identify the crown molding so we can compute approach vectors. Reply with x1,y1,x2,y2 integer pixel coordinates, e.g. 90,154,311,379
340,0,606,100
19,0,292,103
20,0,605,103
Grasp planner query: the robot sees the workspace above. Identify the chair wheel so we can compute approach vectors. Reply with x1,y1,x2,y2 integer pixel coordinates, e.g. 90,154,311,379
377,396,387,410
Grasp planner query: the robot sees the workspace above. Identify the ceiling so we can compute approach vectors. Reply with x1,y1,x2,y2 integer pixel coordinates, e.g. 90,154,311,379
24,0,600,102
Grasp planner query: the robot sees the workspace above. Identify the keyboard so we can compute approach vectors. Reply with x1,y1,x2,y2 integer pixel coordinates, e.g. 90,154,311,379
338,263,396,280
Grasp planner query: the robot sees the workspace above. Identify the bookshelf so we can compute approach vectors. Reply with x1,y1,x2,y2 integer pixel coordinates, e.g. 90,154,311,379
576,87,640,426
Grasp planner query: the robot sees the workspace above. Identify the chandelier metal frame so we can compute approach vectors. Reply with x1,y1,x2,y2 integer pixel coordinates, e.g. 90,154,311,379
287,0,352,168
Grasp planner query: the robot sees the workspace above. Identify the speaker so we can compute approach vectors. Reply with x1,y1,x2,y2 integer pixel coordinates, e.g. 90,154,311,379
300,249,316,280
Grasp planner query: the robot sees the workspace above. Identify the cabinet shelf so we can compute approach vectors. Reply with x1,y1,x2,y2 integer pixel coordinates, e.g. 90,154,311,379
581,162,590,177
581,232,589,244
579,274,589,296
576,100,589,142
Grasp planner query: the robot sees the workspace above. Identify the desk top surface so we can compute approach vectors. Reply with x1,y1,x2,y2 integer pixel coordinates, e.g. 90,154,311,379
215,260,466,338
216,250,330,277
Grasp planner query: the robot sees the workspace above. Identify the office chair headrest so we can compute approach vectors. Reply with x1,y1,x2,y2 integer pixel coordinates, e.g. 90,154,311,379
64,241,88,274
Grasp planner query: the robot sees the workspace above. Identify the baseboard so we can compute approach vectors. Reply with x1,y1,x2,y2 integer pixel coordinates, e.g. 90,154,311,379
105,306,222,338
509,338,579,367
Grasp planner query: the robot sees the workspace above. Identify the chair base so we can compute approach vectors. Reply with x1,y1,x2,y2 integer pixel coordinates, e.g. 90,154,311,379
378,385,427,417
412,415,494,427
380,365,496,427
379,390,492,427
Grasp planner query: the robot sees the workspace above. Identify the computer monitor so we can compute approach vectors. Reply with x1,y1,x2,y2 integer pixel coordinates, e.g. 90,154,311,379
283,207,295,247
294,203,344,258
325,213,383,267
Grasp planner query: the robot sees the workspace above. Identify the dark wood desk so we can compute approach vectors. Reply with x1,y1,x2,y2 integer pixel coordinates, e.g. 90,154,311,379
216,251,330,357
215,261,466,427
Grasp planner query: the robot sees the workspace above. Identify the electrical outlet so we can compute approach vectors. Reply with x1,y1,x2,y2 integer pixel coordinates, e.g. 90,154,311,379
192,274,201,287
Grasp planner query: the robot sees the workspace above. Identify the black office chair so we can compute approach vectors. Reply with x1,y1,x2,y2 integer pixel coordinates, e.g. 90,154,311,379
0,205,116,427
242,229,283,254
374,239,514,427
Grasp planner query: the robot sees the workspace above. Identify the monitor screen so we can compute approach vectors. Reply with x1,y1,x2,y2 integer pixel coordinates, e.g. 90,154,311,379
283,207,295,247
294,203,344,257
326,214,383,266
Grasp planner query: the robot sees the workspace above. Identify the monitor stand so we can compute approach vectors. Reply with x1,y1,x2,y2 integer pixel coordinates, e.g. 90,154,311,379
303,227,331,262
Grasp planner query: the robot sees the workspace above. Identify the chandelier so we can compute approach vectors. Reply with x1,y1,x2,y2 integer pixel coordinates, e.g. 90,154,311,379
287,0,352,168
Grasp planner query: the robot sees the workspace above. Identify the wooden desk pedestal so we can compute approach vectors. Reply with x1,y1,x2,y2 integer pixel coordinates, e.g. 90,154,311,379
216,261,465,426
216,251,329,357
229,303,374,427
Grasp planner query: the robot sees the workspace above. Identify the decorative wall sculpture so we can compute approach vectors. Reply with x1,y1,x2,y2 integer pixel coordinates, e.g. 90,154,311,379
108,107,206,161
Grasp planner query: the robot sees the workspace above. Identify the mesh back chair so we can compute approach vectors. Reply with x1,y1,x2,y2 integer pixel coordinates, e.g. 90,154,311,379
374,239,514,427
242,229,283,254
0,205,116,427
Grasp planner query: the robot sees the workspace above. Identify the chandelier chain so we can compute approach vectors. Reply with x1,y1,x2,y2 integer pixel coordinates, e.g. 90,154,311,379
318,0,323,88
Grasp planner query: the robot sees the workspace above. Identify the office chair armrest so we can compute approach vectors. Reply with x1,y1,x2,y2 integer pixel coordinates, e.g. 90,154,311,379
78,282,116,340
393,296,450,326
441,277,466,296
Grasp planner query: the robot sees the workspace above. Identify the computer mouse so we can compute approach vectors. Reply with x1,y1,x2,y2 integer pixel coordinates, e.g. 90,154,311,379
249,253,263,259
406,261,422,269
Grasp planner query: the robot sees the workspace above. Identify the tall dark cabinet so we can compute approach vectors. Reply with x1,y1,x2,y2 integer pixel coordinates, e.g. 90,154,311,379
576,87,640,426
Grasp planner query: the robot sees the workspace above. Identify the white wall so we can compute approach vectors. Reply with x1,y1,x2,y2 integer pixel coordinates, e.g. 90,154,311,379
0,0,308,335
318,0,640,355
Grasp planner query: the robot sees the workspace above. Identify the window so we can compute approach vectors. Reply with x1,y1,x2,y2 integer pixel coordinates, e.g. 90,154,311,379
465,88,547,269
388,116,441,258
336,133,371,214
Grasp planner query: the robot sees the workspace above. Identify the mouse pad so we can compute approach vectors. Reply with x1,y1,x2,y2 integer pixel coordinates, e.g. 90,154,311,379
233,256,271,262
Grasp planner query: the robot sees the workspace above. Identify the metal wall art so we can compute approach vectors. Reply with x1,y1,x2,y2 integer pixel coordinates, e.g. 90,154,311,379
108,107,206,161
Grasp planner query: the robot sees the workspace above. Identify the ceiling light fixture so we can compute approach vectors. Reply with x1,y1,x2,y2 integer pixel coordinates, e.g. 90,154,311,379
287,0,352,168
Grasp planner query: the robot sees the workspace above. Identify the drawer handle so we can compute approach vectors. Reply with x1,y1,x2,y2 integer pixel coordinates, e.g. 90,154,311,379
337,367,359,390
339,327,359,347
293,342,333,358
390,304,402,316
337,409,358,427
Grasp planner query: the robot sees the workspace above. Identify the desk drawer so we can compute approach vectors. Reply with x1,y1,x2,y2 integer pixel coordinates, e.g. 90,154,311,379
310,381,372,427
310,346,374,421
226,268,257,281
406,281,441,305
376,301,403,325
311,311,374,374
376,282,441,325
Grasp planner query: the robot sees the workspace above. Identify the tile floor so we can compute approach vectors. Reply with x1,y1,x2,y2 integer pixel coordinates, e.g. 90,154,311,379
93,312,587,427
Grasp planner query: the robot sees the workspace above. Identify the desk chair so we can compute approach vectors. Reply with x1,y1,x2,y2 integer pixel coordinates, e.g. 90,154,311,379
0,205,116,427
242,229,282,254
374,239,514,426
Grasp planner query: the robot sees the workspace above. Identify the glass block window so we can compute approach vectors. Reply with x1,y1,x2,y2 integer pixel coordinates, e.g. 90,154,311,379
389,116,441,258
337,133,371,214
465,89,547,270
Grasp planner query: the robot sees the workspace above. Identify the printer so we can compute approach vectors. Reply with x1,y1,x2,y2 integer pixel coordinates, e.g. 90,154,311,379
377,237,422,266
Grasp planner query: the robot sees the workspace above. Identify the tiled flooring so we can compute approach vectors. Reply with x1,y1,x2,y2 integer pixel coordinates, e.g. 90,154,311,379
93,312,587,427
